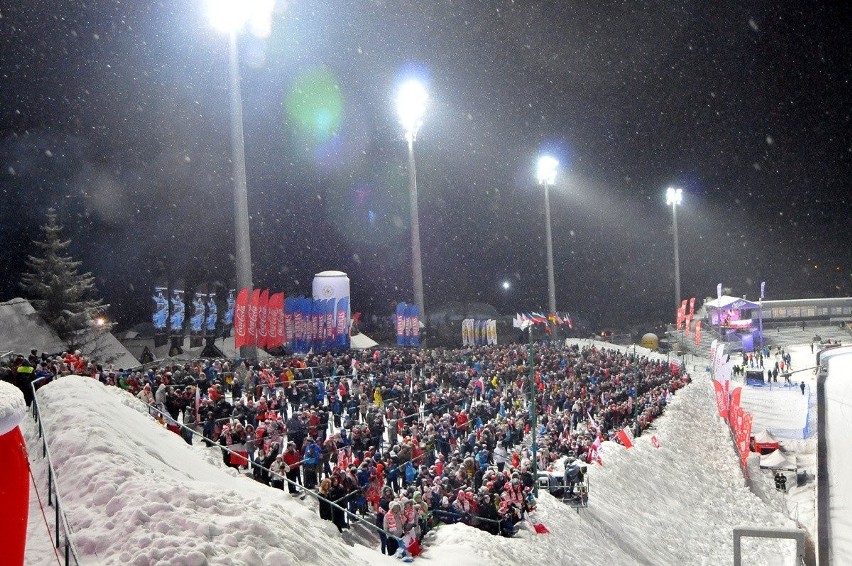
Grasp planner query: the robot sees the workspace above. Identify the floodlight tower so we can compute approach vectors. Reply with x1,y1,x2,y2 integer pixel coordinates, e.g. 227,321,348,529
396,80,428,323
207,0,274,358
666,187,684,310
537,155,559,315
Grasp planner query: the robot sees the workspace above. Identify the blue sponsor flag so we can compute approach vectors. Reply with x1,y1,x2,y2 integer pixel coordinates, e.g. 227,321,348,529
336,296,350,350
299,296,310,354
396,302,406,346
407,302,420,348
206,294,217,333
190,292,205,334
284,295,295,351
224,289,236,326
170,290,185,334
152,287,168,330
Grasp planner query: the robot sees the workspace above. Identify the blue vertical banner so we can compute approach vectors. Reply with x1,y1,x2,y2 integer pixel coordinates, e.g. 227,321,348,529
336,296,350,350
324,298,335,351
298,296,309,354
206,293,218,336
396,302,406,346
190,292,205,334
170,289,185,336
284,295,295,352
152,287,168,330
292,296,302,353
223,288,236,336
407,302,420,347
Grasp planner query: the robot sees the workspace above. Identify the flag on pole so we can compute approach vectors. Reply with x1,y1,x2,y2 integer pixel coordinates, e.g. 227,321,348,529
616,426,634,449
257,289,270,349
247,289,261,348
233,288,249,349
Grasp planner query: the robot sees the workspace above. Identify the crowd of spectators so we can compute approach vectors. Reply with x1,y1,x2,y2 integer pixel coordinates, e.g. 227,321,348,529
2,340,688,557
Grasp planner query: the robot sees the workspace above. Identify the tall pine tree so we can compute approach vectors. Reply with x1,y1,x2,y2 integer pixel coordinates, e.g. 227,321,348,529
20,208,108,348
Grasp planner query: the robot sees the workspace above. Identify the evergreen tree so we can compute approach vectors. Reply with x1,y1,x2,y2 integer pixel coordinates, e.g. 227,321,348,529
20,208,108,348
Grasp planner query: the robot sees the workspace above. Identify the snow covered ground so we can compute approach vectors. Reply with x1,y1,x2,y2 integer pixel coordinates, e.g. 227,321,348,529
20,341,813,566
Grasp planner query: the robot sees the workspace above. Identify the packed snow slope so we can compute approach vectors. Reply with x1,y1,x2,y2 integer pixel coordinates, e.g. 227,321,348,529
27,364,799,565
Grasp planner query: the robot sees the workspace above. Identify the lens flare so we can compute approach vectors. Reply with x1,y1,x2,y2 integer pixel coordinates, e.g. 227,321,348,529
285,68,343,143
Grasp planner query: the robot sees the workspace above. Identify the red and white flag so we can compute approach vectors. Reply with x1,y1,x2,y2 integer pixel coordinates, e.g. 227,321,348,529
651,435,661,449
247,289,261,347
588,433,603,465
257,289,269,349
233,288,249,348
616,426,634,449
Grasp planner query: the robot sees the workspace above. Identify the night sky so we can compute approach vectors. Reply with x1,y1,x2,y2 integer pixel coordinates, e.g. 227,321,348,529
1,1,849,332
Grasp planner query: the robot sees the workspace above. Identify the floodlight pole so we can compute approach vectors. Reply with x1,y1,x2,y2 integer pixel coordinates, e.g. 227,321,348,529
407,135,425,324
528,326,538,496
537,155,559,317
227,30,256,360
544,180,557,315
671,201,681,311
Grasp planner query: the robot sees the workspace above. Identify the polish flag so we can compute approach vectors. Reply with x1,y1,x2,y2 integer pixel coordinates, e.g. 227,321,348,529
651,435,661,449
616,426,634,449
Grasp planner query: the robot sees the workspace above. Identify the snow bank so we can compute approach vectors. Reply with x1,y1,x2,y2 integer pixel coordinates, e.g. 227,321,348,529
24,366,799,565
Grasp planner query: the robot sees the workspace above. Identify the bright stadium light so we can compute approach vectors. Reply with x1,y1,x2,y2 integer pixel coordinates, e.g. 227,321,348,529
536,155,559,187
396,79,428,143
666,186,683,207
207,0,274,38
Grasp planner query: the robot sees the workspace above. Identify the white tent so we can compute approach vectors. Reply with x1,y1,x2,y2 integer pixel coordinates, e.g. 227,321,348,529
350,332,378,350
760,449,797,471
754,429,778,445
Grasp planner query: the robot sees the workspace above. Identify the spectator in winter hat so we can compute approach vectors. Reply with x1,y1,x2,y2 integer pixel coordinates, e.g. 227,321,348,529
383,500,405,556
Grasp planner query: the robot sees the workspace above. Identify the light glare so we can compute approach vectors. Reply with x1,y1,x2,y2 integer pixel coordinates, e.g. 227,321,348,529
666,186,683,206
537,155,558,185
396,80,428,140
208,0,273,37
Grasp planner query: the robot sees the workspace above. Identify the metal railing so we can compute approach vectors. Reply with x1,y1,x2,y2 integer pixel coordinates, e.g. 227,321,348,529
30,375,83,566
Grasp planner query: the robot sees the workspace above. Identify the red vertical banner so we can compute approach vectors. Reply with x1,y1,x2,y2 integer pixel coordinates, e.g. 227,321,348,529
247,288,261,347
257,289,270,349
267,292,282,349
688,297,696,316
275,293,289,346
234,288,249,349
712,380,728,419
265,291,277,350
694,321,702,344
730,387,742,412
741,414,753,462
